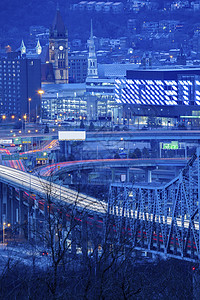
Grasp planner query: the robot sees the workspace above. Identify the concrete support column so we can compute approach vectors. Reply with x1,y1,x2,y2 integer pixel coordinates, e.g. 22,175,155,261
0,182,2,224
7,186,11,224
111,169,116,183
175,167,180,177
2,183,9,224
81,213,88,260
10,187,15,225
126,168,130,182
145,168,152,183
64,141,72,158
19,190,24,236
93,215,99,263
33,196,39,243
43,198,48,244
27,192,34,242
71,210,77,256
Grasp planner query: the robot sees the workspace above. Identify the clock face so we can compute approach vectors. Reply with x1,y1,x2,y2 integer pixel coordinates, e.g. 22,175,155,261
59,45,64,51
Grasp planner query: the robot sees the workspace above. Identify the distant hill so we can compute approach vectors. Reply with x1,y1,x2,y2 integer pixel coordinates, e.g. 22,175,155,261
0,0,198,50
0,0,128,49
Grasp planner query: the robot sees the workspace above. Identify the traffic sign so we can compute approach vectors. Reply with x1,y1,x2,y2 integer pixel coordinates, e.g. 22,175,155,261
163,141,179,150
14,138,21,145
2,154,19,160
22,138,31,144
19,155,28,160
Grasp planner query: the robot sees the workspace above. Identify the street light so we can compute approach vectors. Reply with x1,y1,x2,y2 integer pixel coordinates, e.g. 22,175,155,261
38,90,44,95
28,98,31,123
3,222,6,244
38,90,44,123
23,114,27,132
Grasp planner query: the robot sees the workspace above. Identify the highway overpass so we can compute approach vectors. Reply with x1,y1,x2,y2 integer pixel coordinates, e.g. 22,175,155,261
2,129,200,143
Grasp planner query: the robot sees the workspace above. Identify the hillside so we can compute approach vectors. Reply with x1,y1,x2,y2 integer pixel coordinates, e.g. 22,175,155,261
0,0,198,50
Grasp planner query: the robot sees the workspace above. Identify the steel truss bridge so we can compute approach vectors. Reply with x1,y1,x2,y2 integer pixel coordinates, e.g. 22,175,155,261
108,148,200,262
1,149,200,263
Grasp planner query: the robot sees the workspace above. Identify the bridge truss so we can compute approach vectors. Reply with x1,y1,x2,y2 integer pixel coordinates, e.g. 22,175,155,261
108,149,200,262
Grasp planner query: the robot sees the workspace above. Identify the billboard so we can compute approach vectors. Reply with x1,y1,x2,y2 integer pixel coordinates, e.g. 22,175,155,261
58,131,86,141
0,139,12,144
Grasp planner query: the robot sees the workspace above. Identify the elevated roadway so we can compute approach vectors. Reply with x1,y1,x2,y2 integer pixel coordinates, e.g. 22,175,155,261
0,165,107,215
86,130,200,142
2,129,200,143
38,158,188,177
0,161,199,262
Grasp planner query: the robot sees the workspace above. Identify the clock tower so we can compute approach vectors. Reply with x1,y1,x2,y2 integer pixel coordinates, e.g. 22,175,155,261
49,7,68,84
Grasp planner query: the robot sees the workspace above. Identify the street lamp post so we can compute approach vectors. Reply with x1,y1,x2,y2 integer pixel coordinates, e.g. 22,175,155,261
28,98,31,123
38,90,44,123
3,221,6,244
23,114,27,133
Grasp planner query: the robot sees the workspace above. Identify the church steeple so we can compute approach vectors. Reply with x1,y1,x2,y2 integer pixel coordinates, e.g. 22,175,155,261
87,20,98,78
90,19,93,40
49,6,68,83
36,39,42,55
20,39,26,56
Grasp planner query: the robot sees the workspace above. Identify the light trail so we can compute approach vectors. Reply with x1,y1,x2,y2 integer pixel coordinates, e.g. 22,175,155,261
0,165,107,215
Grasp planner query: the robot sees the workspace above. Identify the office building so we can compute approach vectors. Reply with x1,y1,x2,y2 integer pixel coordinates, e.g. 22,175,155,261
0,52,41,120
68,52,88,83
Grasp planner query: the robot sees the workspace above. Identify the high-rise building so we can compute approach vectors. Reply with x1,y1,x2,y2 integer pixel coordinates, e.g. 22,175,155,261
49,7,68,84
68,52,88,83
0,52,41,120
